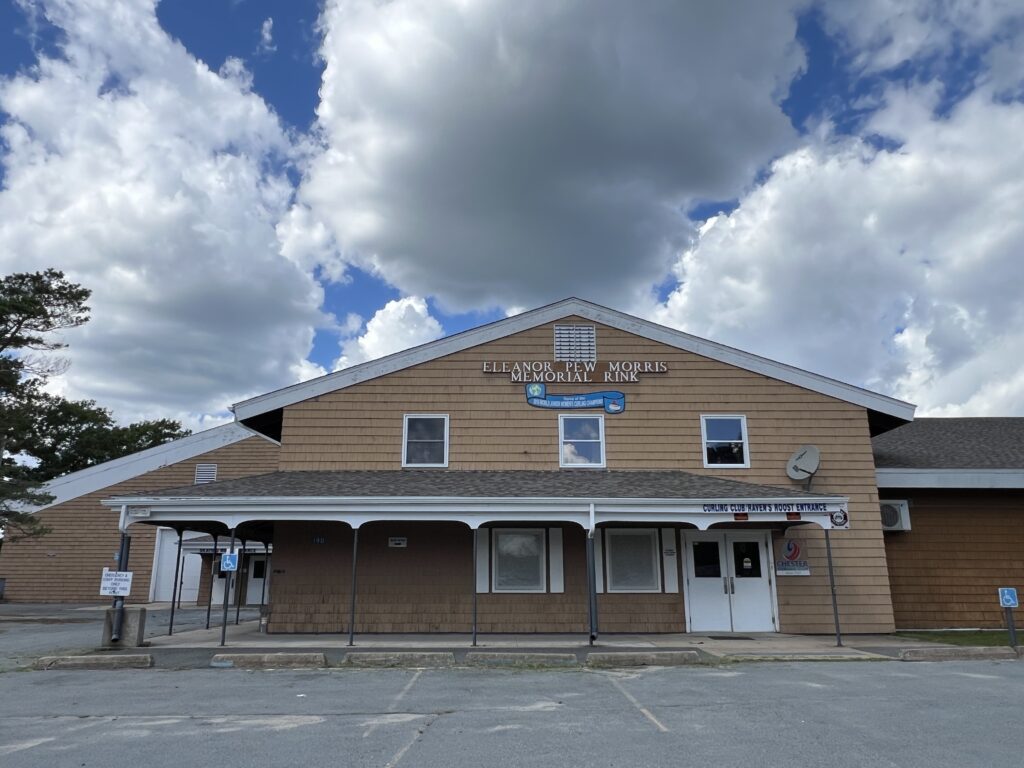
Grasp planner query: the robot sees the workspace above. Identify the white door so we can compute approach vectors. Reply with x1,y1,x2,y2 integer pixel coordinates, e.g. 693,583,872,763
684,531,777,632
683,532,733,632
245,555,269,605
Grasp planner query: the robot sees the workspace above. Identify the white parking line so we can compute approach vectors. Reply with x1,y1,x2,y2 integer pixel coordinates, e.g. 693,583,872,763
604,675,669,733
363,670,424,738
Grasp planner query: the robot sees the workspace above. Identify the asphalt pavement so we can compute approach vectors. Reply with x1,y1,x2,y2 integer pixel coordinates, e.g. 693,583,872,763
1,662,1021,767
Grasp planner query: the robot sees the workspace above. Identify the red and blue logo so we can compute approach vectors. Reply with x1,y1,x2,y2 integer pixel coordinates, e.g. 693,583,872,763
783,540,801,561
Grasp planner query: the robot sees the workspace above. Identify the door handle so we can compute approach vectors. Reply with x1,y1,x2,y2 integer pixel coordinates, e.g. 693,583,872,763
730,576,735,594
723,577,729,594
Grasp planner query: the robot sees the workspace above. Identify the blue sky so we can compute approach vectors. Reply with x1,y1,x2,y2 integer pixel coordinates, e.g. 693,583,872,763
2,1,1023,427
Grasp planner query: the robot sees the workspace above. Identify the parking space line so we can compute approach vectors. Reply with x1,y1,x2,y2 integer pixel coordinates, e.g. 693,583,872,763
363,670,424,739
383,715,435,768
604,675,669,733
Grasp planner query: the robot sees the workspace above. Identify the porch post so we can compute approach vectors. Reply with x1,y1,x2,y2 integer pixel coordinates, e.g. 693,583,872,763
220,528,235,647
110,532,132,642
824,529,843,647
205,534,218,630
471,529,478,647
586,530,598,645
347,527,359,647
260,542,269,611
168,528,184,635
235,540,246,625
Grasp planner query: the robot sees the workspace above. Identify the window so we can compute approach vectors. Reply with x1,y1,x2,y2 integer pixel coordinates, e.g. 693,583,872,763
194,463,217,484
605,529,661,592
701,415,749,468
559,414,605,468
403,414,449,467
554,324,597,362
492,529,546,592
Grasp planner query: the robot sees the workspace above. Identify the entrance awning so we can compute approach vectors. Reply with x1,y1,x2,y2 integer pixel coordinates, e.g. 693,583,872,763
103,469,849,532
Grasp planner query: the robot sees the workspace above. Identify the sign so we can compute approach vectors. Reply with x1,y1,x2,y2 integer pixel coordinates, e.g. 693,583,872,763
525,383,625,413
388,537,408,548
483,359,668,384
220,551,239,572
999,587,1019,608
775,539,811,576
99,568,133,597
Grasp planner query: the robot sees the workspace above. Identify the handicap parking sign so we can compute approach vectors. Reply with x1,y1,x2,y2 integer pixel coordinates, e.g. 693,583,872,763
998,587,1018,608
220,551,239,572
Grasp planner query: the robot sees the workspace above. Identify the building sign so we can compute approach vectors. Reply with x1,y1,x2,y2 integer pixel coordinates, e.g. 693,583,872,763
99,568,134,596
483,360,668,384
775,539,811,576
388,537,408,548
525,383,625,413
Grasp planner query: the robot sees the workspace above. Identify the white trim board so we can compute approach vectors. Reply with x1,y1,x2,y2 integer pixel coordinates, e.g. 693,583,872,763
876,468,1024,489
32,423,267,511
232,298,916,423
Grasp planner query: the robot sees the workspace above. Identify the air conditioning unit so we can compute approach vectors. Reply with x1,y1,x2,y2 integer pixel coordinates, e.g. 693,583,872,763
880,500,911,531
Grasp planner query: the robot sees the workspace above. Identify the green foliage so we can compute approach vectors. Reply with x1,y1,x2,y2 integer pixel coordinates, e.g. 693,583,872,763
1,269,189,541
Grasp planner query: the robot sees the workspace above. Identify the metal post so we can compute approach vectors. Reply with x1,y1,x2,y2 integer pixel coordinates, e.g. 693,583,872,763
586,530,598,645
235,540,246,625
110,533,132,642
348,528,359,647
1006,607,1018,648
824,529,843,647
205,534,218,630
471,529,478,647
260,542,269,610
220,529,235,647
168,529,183,635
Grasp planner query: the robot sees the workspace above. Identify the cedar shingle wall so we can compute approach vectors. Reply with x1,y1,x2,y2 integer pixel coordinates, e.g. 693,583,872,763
0,437,279,603
277,317,893,633
882,489,1024,629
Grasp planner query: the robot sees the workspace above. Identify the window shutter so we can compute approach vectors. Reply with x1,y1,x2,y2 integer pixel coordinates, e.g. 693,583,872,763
475,528,490,593
549,527,564,593
661,528,679,594
554,324,596,362
194,464,217,484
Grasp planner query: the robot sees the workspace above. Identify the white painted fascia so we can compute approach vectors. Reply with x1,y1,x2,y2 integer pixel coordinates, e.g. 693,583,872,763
231,298,916,423
33,423,266,511
876,468,1024,489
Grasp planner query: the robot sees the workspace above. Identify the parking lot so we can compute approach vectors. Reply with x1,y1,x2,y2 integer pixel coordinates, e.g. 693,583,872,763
1,661,1022,768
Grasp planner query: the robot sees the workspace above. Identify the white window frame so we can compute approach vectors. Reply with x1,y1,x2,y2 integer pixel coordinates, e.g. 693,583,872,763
604,528,662,593
491,528,547,593
558,414,606,468
402,413,449,468
700,414,750,469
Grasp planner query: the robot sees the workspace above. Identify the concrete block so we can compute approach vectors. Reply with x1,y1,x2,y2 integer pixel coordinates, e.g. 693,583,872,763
465,652,579,667
210,653,327,669
899,646,1019,662
586,651,701,668
36,654,153,670
101,607,147,648
344,651,455,667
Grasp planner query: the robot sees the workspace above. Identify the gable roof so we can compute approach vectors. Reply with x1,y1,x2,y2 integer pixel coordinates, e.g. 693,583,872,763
874,418,1024,489
232,297,915,435
33,423,271,510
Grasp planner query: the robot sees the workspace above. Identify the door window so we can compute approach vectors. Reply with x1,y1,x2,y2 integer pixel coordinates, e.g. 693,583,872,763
692,541,722,578
251,559,266,579
731,541,762,578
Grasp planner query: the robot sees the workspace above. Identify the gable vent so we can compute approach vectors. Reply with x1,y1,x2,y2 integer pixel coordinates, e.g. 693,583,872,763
554,324,597,362
194,463,218,484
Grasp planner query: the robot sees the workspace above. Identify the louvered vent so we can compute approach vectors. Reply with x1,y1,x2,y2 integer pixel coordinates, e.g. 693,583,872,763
194,463,218,484
554,324,597,362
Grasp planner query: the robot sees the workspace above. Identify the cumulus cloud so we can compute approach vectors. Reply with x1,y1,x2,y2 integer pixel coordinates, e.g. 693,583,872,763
0,0,324,429
335,297,444,369
654,79,1024,415
299,0,806,313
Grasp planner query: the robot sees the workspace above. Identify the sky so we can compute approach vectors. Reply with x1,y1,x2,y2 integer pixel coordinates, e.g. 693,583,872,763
1,0,1023,430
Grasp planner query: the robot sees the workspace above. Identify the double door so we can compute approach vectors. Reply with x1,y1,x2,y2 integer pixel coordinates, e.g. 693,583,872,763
684,531,776,632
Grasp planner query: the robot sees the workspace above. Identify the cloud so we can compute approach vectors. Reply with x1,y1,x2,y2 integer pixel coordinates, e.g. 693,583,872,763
258,17,276,55
335,297,443,369
653,79,1024,415
0,0,324,429
299,0,806,313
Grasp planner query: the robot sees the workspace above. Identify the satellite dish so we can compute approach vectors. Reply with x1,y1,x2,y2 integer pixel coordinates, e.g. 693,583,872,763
786,445,821,481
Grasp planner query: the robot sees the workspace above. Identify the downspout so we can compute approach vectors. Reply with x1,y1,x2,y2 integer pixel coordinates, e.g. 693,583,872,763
586,502,599,646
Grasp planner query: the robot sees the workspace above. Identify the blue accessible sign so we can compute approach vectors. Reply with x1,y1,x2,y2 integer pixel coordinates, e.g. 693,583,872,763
998,587,1018,608
220,551,239,572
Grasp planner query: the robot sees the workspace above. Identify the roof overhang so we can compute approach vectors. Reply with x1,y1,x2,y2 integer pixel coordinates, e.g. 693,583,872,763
104,494,851,532
876,468,1024,489
231,298,915,434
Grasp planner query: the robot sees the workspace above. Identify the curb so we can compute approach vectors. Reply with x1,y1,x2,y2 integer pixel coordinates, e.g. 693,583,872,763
35,654,153,670
586,651,701,668
210,652,327,669
722,653,882,663
344,651,456,667
465,652,579,667
898,646,1020,662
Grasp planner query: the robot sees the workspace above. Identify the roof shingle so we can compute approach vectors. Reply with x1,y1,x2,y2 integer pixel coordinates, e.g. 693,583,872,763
873,418,1024,469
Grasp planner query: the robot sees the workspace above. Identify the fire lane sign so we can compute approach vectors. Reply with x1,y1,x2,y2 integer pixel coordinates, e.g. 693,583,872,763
99,568,133,597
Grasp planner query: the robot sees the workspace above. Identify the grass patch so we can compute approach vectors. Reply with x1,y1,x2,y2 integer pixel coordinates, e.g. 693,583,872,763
897,630,1016,647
